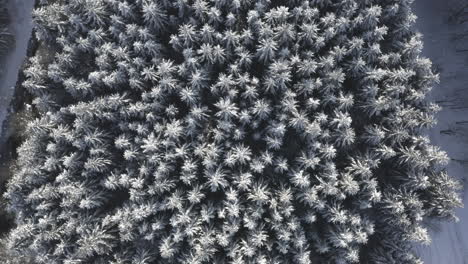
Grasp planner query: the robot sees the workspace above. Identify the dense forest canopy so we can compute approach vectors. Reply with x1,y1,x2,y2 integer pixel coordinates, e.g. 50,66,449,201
2,0,463,263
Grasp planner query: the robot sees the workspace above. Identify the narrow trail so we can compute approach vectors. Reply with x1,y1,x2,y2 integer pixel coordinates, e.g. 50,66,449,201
0,0,34,139
413,0,468,263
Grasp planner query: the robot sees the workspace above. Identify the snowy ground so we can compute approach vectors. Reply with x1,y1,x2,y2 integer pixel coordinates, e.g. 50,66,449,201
0,0,34,140
413,0,468,263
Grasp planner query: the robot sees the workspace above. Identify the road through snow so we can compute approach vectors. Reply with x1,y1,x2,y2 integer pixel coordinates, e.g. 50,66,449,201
413,0,468,263
0,0,34,139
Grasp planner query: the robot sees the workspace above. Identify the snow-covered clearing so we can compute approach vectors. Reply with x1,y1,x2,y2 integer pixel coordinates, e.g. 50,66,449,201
414,0,468,263
0,0,34,140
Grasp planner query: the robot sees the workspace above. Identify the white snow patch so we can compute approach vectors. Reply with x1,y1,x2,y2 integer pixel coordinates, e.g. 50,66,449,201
0,0,34,138
413,0,468,263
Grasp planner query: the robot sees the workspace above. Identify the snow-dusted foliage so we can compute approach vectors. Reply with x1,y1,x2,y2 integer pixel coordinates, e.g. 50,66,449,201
3,0,462,263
